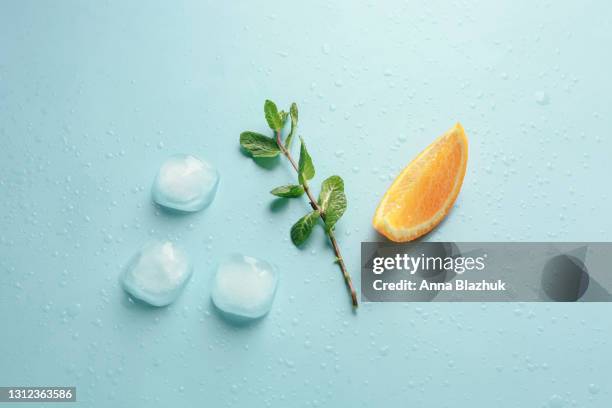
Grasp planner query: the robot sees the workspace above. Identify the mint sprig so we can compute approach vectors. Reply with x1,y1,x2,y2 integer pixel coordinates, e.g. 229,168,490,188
240,99,358,308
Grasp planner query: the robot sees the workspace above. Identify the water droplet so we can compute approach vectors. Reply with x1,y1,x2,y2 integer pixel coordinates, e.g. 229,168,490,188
535,91,550,105
67,303,81,317
548,394,564,408
588,384,600,395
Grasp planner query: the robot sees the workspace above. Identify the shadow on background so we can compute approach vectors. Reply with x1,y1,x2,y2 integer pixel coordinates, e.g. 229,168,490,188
269,197,290,213
238,146,280,170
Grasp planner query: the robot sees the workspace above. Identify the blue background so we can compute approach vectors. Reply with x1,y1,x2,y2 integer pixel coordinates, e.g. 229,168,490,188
1,1,611,407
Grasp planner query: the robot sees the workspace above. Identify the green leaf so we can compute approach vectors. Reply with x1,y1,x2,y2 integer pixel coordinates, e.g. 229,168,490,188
264,99,283,131
270,184,304,198
240,131,281,157
298,137,315,184
318,175,347,230
290,210,319,246
279,110,288,126
290,102,298,123
285,103,298,150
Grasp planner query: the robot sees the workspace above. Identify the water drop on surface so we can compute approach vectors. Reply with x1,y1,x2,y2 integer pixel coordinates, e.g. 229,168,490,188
548,394,564,408
535,91,550,105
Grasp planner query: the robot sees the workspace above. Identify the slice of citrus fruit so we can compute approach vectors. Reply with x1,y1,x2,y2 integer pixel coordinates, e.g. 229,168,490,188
373,123,468,242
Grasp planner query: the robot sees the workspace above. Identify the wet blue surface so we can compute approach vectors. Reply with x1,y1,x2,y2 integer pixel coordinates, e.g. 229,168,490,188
1,1,611,406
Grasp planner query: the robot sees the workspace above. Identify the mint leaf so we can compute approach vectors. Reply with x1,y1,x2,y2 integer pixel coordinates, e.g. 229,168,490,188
279,110,288,126
290,210,319,246
298,137,315,184
270,184,304,198
264,99,283,131
240,131,281,157
285,103,298,150
319,175,347,230
290,102,298,123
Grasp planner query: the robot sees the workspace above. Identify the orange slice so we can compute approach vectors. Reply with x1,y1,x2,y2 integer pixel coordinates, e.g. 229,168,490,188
373,123,468,242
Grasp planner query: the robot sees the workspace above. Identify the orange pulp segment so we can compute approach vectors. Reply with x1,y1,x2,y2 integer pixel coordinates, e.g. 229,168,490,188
372,123,468,242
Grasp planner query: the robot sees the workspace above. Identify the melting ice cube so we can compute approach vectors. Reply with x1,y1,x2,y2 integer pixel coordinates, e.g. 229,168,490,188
211,254,278,320
121,241,192,306
152,154,219,212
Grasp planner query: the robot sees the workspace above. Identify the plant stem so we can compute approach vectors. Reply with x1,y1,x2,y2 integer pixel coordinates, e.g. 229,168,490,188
276,131,358,308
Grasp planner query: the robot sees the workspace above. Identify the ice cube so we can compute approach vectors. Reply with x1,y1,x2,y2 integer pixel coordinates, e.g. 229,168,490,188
121,241,192,306
211,254,278,320
152,154,219,212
